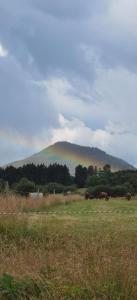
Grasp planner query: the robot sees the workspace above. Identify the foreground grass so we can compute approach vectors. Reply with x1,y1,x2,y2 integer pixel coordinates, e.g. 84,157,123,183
0,196,137,298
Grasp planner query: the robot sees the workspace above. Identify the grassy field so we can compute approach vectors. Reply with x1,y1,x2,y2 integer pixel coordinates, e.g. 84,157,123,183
0,195,137,299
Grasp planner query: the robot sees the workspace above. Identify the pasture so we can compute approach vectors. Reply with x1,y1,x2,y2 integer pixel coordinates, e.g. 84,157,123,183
0,195,137,299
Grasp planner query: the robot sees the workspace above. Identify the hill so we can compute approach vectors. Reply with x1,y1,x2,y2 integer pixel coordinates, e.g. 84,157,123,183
6,141,135,174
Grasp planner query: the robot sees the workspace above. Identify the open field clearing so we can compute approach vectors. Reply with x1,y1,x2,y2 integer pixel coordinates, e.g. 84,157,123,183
0,194,137,214
0,196,137,299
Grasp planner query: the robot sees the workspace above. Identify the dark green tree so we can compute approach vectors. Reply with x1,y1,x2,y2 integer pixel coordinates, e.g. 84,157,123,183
16,178,35,196
87,166,94,176
75,165,88,187
103,164,111,173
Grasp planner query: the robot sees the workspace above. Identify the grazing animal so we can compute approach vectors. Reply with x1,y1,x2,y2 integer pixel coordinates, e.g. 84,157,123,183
126,192,132,201
85,192,90,200
85,192,94,200
99,192,109,201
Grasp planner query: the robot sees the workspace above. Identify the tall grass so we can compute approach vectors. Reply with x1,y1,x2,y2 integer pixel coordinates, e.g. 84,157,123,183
0,196,137,298
0,194,82,213
0,214,136,299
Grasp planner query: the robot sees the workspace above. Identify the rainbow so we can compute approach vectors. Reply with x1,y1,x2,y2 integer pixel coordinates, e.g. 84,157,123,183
46,142,99,168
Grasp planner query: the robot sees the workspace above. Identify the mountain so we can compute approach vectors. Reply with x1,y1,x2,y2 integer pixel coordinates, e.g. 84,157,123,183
6,141,135,175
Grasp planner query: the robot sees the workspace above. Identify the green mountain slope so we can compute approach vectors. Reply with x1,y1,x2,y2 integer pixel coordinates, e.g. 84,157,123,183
6,141,135,175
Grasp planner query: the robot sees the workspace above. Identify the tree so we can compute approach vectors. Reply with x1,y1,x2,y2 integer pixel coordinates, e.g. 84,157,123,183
103,164,111,173
75,165,88,188
47,164,71,185
86,174,108,187
46,182,65,194
94,166,98,174
0,179,5,192
4,166,21,185
87,166,94,176
16,178,35,196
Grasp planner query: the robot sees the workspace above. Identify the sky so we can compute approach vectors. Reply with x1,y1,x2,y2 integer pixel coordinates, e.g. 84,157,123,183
0,0,137,167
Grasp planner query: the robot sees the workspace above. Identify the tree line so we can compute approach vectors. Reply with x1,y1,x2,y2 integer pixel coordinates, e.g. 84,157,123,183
0,163,137,196
0,163,100,187
0,164,71,186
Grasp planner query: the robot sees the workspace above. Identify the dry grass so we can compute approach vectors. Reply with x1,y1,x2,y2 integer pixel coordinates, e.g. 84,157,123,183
0,216,137,299
0,196,137,299
27,193,82,209
0,193,83,213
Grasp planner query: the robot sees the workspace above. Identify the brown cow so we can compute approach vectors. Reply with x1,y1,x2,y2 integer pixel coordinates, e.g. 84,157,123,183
126,192,132,201
85,192,94,200
99,192,109,201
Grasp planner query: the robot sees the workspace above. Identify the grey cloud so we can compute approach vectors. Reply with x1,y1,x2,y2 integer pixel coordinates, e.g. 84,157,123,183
0,56,58,135
0,140,33,166
1,0,137,79
0,0,104,80
30,0,106,20
0,0,137,165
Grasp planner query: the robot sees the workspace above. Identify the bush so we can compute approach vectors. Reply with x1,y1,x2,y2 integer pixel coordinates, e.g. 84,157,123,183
63,185,77,193
46,183,65,194
86,175,108,187
87,184,132,197
16,178,35,196
87,185,112,197
0,179,6,192
36,185,48,195
111,185,129,197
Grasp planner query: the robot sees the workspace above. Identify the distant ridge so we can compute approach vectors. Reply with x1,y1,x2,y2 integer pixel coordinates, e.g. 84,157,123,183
5,141,135,175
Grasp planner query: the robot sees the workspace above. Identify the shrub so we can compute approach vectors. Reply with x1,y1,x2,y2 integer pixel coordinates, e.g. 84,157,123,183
87,185,112,197
16,178,35,196
87,184,131,197
111,185,129,197
86,175,108,187
63,185,77,193
46,183,65,194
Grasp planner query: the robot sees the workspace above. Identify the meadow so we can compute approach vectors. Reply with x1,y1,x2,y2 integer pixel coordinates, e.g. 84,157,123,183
0,195,137,299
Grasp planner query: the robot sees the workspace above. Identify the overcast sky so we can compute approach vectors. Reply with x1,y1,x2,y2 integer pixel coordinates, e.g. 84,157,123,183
0,0,137,166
